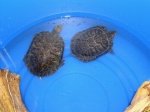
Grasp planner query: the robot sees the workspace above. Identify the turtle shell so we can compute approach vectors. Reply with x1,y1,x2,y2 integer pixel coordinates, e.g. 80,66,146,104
71,26,116,62
24,25,64,77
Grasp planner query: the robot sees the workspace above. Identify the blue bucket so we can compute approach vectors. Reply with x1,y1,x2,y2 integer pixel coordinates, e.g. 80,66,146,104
0,1,150,112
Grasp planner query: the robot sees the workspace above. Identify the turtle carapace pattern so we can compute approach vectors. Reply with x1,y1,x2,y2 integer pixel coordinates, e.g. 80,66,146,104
71,26,116,62
24,25,64,77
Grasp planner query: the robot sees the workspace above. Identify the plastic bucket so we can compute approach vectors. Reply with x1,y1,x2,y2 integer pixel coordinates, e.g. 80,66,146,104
0,1,150,112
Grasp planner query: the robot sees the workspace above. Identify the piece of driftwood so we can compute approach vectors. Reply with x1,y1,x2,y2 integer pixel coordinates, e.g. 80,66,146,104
125,81,150,112
0,69,28,112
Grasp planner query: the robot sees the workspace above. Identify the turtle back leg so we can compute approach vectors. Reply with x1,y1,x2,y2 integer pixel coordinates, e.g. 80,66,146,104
109,49,115,54
59,60,64,67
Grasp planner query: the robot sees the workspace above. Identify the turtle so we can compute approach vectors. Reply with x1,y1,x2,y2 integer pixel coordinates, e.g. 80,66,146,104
24,25,64,77
71,26,116,62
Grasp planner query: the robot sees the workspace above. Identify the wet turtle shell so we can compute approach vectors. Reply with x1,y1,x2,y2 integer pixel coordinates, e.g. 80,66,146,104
71,26,116,62
24,25,64,77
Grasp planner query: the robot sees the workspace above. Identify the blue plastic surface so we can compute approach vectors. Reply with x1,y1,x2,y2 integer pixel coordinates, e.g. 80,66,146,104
1,1,150,112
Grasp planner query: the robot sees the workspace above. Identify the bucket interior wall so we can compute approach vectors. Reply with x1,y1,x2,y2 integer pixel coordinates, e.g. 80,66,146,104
0,1,150,112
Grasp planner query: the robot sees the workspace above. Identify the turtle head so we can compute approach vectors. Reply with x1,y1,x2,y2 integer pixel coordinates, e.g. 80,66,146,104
52,25,63,34
108,30,116,38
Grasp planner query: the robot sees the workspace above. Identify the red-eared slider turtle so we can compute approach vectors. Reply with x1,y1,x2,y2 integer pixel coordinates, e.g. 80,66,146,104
71,26,116,62
24,25,64,77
